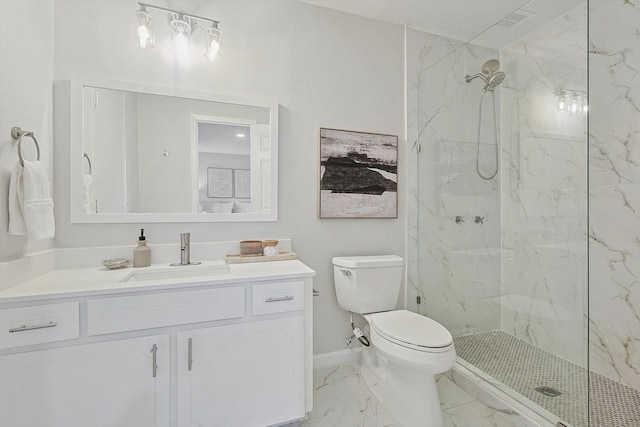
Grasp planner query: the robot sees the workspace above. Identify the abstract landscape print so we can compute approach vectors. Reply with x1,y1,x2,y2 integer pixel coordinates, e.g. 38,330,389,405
319,128,398,218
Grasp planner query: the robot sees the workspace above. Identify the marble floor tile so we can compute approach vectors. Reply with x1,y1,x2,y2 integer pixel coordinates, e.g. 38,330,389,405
293,363,516,427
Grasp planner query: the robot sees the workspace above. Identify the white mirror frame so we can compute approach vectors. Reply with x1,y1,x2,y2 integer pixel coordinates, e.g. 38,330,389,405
68,76,278,223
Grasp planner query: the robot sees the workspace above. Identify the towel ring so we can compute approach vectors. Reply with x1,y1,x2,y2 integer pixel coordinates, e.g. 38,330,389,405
11,127,41,167
83,153,92,175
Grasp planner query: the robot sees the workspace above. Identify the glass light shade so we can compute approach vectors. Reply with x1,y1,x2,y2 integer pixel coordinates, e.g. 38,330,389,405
204,25,222,61
170,17,191,56
570,98,578,113
134,10,154,49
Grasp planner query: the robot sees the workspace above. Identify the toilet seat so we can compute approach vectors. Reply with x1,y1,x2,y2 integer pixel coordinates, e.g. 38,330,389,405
371,310,453,353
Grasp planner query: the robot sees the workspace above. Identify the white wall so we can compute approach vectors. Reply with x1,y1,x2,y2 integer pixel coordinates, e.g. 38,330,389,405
52,0,405,354
0,0,54,260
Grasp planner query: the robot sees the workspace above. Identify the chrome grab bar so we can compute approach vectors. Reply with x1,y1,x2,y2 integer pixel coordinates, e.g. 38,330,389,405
9,321,57,333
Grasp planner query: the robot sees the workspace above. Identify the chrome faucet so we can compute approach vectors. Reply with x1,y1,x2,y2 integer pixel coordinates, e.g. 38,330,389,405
170,233,201,266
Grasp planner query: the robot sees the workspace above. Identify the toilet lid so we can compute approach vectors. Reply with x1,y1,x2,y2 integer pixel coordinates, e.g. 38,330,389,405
371,310,453,349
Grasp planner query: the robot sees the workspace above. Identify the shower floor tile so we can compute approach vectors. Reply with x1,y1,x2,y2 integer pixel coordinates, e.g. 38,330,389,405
453,330,640,427
294,362,517,427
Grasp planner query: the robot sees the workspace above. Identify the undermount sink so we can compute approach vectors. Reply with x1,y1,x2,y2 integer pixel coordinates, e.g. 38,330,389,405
120,264,230,283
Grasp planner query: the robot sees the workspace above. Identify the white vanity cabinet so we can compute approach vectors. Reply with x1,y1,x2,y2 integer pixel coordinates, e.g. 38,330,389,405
177,316,305,427
0,335,170,427
0,262,314,427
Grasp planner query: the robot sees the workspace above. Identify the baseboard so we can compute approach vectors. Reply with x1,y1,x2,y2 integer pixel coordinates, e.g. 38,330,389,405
313,347,362,369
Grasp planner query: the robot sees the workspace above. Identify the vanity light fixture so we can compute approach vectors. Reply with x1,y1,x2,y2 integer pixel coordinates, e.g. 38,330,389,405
555,88,587,115
134,2,222,62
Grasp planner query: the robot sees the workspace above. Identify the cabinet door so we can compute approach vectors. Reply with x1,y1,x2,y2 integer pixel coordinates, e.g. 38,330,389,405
0,335,170,427
177,316,305,427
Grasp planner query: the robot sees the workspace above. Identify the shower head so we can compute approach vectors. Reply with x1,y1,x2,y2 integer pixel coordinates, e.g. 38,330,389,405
465,58,505,90
484,71,505,91
482,59,500,76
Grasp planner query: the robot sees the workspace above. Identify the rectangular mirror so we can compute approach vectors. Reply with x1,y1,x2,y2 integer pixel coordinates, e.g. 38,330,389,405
68,77,278,223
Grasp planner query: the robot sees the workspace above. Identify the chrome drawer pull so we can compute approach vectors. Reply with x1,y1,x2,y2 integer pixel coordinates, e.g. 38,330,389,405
264,296,294,303
151,344,158,378
9,321,58,333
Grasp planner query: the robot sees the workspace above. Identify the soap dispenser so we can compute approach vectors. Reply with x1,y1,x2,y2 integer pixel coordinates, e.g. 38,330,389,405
133,228,151,267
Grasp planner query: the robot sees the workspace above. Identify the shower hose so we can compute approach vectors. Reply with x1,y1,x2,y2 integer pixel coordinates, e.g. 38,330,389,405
474,89,499,180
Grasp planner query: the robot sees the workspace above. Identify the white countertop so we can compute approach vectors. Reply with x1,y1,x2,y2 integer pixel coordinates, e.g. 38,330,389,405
0,260,315,303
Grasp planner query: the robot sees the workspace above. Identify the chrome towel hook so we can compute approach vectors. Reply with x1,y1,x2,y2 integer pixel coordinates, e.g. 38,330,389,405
11,127,41,166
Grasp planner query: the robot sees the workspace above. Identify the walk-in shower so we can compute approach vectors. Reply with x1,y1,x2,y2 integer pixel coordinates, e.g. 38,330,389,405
465,59,504,180
412,0,640,424
411,1,593,426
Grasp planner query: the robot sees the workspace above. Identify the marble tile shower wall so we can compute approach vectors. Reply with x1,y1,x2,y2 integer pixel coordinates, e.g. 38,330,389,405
589,0,640,392
499,3,588,367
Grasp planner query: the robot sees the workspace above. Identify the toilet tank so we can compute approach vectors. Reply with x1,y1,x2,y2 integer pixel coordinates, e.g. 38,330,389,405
332,255,404,314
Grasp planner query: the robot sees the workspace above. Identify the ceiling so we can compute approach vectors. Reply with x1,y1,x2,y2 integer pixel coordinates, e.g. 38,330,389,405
296,0,585,48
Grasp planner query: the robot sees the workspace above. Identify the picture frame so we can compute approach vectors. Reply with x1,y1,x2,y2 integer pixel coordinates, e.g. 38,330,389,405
207,168,233,198
319,128,398,218
233,169,251,199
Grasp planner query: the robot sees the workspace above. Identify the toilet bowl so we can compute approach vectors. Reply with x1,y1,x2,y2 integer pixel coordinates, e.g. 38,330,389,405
364,310,455,427
332,256,456,427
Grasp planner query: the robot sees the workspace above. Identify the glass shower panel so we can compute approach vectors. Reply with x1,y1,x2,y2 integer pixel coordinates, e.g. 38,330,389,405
414,1,588,426
415,44,502,337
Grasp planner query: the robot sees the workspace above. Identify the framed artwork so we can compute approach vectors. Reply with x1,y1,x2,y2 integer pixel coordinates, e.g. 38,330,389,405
319,128,398,218
233,169,251,199
207,168,233,198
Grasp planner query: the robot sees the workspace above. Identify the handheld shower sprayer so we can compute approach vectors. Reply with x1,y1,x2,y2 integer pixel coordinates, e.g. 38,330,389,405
465,59,505,180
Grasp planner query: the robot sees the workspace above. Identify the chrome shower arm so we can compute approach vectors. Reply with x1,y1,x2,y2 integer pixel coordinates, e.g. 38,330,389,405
465,73,487,84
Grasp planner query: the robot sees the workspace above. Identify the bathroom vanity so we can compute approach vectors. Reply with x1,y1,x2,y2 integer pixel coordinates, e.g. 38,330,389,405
0,260,314,427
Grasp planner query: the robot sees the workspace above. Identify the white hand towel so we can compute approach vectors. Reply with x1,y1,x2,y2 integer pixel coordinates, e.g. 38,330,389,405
83,173,94,201
82,173,96,213
82,200,97,214
9,160,55,240
8,163,27,236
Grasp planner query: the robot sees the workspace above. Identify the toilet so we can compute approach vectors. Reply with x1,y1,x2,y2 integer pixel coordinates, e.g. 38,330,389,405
333,255,456,427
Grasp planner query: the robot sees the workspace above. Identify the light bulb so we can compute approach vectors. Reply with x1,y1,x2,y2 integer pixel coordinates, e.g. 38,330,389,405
137,25,150,48
170,17,191,57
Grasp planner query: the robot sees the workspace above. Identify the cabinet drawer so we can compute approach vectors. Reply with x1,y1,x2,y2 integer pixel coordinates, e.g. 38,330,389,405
0,302,79,349
252,281,304,316
87,287,245,336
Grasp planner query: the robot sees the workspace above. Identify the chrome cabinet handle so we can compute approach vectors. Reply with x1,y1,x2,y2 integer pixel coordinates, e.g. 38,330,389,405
151,344,158,378
9,321,57,333
264,296,294,303
188,338,193,371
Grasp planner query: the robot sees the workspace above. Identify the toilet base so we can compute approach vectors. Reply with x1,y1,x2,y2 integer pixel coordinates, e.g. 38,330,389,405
359,346,445,427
